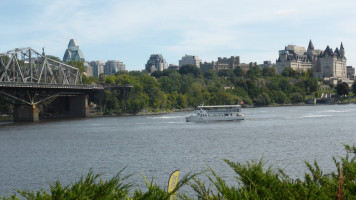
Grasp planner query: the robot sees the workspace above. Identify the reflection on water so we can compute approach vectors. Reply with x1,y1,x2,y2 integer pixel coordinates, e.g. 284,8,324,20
1,104,356,196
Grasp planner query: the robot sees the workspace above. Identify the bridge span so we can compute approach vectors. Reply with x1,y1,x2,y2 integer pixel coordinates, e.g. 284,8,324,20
0,47,130,122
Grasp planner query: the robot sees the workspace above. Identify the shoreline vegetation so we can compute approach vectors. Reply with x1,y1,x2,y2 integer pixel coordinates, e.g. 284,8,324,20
1,64,356,120
1,144,355,200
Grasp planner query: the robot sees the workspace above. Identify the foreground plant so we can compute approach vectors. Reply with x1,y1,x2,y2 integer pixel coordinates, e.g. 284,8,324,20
188,144,356,200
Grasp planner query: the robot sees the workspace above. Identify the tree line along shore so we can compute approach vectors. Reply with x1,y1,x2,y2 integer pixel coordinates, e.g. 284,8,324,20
1,62,356,119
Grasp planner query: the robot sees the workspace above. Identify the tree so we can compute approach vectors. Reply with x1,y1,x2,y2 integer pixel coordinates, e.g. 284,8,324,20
233,66,243,77
290,92,304,103
246,66,262,79
273,91,290,104
307,68,314,78
246,80,260,99
67,61,85,73
262,67,276,77
282,67,298,77
104,90,119,114
304,78,319,94
151,70,163,78
179,64,201,77
253,93,271,105
279,79,292,94
104,75,116,85
336,82,349,96
352,80,356,95
46,55,61,62
203,69,217,80
217,69,232,77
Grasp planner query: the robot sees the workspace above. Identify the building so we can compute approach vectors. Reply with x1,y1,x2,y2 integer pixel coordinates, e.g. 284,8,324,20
145,54,168,73
276,44,312,74
276,40,347,79
88,61,105,77
83,63,93,77
239,62,257,70
179,55,202,68
347,66,355,79
200,56,240,72
104,60,126,75
259,61,274,69
168,64,179,70
63,39,85,62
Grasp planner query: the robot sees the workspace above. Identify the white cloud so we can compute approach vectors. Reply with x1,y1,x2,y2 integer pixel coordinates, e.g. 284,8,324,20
274,9,297,15
2,0,356,69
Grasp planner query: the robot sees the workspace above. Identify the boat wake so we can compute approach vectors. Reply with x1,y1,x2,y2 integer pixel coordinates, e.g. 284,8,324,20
298,114,333,118
147,116,183,119
323,109,356,113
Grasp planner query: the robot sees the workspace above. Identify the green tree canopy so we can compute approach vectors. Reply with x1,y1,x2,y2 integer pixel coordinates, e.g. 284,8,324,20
67,60,85,73
203,69,217,80
233,66,243,77
336,82,349,96
46,55,61,62
262,67,276,77
178,64,201,77
352,80,356,95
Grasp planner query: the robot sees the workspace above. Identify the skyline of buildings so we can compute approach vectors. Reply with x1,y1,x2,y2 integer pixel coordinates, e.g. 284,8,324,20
62,38,355,80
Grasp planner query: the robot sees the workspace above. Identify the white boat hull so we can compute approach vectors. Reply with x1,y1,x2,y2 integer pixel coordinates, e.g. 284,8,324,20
185,115,244,122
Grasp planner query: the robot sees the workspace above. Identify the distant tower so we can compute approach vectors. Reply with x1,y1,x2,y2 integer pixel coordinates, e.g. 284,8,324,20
63,39,85,62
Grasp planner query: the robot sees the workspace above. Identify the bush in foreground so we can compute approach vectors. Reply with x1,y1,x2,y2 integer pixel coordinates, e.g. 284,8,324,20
1,145,356,200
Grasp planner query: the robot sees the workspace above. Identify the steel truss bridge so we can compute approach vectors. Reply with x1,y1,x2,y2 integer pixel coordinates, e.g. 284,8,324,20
0,47,105,121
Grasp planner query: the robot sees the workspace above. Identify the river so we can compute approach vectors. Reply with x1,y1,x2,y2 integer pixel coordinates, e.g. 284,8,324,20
0,104,356,196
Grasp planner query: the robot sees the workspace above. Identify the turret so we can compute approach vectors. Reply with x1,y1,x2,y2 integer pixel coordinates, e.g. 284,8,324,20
307,39,314,51
334,47,340,56
340,42,345,58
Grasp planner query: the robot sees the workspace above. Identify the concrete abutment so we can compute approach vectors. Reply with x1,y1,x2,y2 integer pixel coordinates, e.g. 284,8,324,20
68,95,89,117
12,95,89,122
13,104,39,122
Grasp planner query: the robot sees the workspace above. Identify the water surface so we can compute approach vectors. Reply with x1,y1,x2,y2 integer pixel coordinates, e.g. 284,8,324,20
0,104,355,196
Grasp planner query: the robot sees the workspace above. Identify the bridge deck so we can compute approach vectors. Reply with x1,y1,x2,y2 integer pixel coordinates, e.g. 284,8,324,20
0,82,105,90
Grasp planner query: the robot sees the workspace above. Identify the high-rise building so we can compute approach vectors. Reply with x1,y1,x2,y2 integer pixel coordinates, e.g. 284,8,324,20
145,54,168,73
63,39,85,62
104,60,126,75
179,55,202,68
84,63,93,77
88,61,105,77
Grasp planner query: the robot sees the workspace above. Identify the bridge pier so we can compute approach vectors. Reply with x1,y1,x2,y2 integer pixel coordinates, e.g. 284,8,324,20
13,104,39,122
69,95,89,117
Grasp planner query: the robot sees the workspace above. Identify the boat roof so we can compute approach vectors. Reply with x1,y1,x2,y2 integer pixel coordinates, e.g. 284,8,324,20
197,105,241,108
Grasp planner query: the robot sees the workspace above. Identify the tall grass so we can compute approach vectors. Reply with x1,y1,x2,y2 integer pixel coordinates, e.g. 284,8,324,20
1,144,356,200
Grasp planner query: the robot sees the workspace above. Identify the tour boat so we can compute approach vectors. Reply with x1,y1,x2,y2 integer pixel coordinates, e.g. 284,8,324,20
185,105,244,122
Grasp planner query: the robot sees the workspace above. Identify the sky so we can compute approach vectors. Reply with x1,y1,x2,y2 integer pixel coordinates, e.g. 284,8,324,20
1,0,356,71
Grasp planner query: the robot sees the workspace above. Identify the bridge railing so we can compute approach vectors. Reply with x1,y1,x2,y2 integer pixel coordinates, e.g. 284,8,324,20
0,82,104,90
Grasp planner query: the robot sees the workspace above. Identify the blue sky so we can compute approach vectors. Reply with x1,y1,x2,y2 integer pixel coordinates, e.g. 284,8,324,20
1,0,356,71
